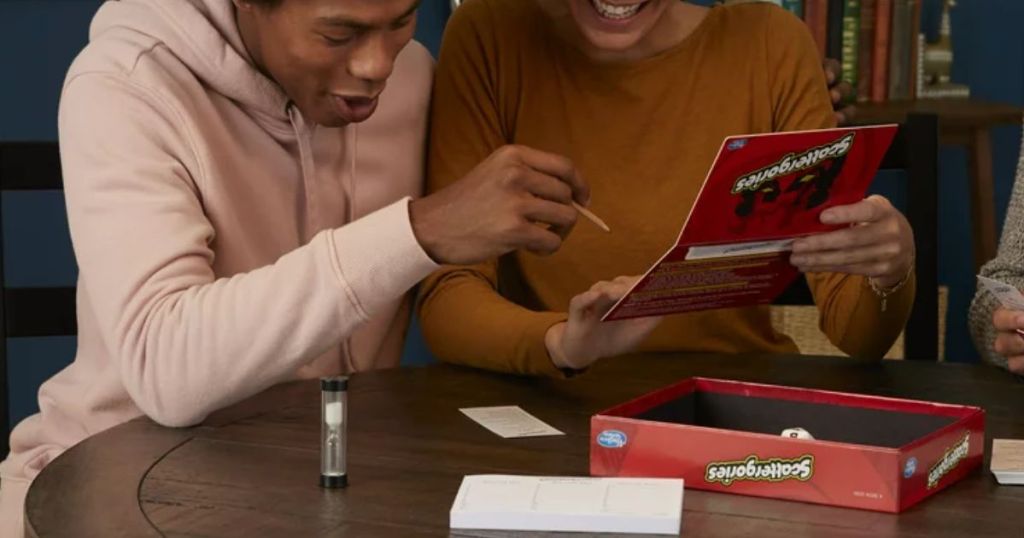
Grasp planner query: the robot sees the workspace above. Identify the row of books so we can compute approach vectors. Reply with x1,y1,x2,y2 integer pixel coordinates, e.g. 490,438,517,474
777,0,967,102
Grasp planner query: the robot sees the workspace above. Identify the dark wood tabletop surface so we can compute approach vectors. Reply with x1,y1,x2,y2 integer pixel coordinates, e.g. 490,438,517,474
24,353,1024,537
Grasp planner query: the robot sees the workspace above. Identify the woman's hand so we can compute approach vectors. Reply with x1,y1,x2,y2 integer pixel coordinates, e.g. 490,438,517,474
790,195,914,288
545,276,663,371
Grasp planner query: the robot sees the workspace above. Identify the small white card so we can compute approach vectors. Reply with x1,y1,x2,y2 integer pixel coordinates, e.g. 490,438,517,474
685,238,795,260
977,275,1024,311
992,439,1024,486
459,406,564,438
450,475,684,535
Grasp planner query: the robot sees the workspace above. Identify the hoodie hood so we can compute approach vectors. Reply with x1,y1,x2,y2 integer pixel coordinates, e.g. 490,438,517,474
90,0,291,122
90,0,345,242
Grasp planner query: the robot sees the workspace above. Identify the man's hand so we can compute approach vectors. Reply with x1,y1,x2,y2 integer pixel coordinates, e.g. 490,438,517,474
410,145,589,265
545,276,663,371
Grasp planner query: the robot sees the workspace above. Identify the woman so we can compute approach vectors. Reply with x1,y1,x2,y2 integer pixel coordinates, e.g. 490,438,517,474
970,131,1024,374
418,0,917,375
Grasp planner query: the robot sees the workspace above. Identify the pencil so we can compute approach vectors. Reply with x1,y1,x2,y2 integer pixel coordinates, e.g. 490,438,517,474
572,201,611,233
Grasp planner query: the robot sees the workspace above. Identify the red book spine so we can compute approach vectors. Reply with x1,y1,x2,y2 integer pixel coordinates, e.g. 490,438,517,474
872,0,892,102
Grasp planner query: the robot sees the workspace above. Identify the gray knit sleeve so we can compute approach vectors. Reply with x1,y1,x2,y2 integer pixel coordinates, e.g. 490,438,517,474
969,122,1024,369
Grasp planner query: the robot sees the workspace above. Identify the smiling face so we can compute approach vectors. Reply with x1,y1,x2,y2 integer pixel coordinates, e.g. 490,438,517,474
235,0,420,127
538,0,706,62
564,0,676,54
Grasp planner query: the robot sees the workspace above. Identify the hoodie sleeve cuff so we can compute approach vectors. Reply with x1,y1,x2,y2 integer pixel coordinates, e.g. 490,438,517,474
328,198,439,321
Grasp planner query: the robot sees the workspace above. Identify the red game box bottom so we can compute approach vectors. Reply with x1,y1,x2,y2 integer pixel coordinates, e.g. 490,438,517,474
590,378,985,513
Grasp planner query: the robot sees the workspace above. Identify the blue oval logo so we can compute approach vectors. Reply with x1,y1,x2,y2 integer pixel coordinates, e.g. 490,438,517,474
597,430,628,449
727,138,748,151
903,457,918,478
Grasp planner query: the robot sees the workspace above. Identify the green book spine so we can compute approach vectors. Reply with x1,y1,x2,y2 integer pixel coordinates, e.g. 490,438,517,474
782,0,804,18
841,0,861,99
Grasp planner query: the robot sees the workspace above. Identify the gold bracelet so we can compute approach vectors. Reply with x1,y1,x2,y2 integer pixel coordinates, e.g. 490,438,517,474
868,261,914,312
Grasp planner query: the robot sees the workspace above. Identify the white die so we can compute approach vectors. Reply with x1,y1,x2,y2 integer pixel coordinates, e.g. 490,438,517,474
781,427,815,440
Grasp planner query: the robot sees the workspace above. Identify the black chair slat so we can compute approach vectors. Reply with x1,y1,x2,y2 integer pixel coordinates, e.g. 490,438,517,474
773,278,814,306
902,114,940,360
1,141,72,457
878,126,909,170
0,142,63,191
4,288,77,338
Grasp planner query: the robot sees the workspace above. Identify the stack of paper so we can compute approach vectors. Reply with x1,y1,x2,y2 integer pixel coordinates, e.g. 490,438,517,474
450,475,684,535
992,439,1024,486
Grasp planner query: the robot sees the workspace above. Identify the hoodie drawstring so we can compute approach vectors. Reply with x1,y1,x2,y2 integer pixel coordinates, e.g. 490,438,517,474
287,105,320,241
288,104,359,373
347,124,358,223
340,124,358,372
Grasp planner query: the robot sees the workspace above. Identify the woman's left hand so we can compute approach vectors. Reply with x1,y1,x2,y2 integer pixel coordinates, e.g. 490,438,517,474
790,195,914,288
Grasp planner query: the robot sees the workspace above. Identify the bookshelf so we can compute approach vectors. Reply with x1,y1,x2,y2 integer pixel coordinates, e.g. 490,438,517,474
791,0,962,102
769,0,1024,269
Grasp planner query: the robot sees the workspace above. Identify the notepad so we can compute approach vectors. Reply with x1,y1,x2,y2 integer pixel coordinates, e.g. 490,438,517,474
449,475,684,535
992,439,1024,486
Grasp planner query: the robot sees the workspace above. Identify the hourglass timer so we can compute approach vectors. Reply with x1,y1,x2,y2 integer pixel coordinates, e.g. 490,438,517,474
319,376,348,488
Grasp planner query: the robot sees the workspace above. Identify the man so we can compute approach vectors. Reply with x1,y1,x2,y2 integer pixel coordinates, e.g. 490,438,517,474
0,0,589,533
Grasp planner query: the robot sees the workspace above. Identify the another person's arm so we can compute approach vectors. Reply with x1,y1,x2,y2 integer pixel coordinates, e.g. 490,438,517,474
766,9,915,359
970,131,1024,374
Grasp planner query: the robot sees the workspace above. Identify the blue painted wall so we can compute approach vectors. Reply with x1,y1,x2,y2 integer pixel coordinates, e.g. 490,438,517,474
2,0,1022,434
1,0,97,431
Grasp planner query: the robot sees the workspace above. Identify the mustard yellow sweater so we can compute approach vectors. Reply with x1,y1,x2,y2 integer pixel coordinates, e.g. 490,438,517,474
419,0,914,376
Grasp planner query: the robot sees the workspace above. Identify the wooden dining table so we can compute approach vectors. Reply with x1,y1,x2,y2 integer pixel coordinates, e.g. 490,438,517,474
23,353,1024,537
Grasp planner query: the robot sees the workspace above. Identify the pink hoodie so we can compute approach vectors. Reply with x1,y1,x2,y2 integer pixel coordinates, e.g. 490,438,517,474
0,0,436,520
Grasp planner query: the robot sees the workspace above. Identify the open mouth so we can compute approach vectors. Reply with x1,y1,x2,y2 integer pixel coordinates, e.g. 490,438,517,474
589,0,650,21
331,94,380,124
